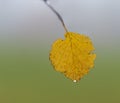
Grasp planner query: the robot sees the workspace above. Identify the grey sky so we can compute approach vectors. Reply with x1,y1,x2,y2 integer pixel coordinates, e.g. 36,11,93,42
0,0,120,46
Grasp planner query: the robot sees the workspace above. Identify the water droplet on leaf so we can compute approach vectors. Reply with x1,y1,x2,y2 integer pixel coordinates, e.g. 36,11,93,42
73,80,77,83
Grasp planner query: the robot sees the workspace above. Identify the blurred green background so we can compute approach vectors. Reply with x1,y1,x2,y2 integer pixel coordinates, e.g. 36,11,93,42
0,0,120,103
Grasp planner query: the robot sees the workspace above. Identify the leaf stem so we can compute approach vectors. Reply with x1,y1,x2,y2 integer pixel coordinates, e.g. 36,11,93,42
43,0,68,33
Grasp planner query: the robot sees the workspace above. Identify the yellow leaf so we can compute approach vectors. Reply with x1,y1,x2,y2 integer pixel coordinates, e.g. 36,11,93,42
49,32,96,82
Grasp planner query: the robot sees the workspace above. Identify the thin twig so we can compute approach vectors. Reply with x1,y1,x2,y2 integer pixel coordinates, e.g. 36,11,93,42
43,0,68,32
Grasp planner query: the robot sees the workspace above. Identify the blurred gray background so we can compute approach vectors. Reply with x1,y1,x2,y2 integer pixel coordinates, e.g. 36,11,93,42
0,0,120,45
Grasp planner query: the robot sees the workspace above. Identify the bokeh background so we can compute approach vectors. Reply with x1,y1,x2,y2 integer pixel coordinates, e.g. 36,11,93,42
0,0,120,103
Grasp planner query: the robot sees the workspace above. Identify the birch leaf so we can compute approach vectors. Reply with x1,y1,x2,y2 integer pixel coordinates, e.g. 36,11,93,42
49,32,96,82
